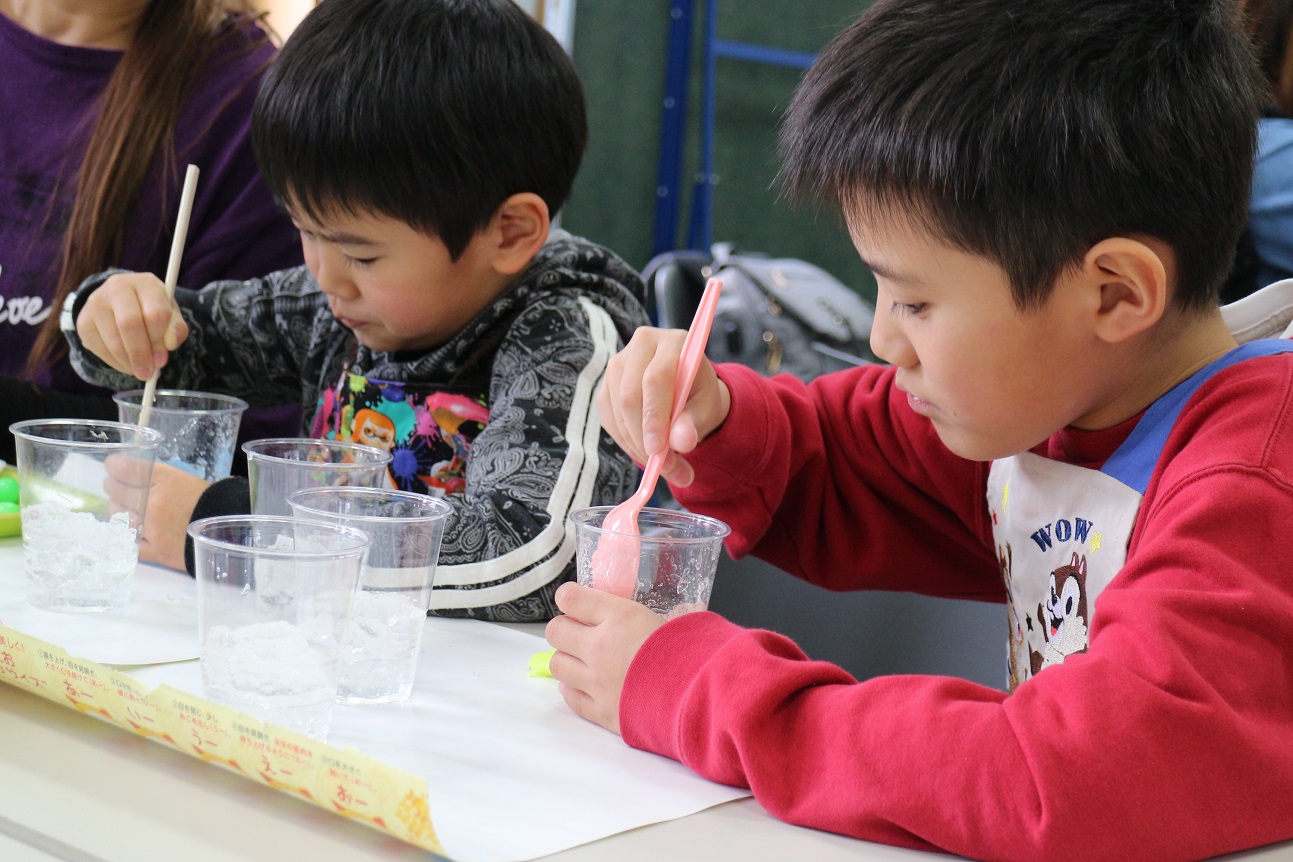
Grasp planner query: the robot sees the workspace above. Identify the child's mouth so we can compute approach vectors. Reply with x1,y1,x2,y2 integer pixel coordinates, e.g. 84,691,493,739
327,302,364,330
906,392,937,416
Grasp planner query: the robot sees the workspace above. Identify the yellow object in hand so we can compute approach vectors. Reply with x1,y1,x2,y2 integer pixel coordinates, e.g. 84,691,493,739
528,648,556,678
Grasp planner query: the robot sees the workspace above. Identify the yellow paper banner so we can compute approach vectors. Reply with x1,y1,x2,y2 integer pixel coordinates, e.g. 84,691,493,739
0,623,442,854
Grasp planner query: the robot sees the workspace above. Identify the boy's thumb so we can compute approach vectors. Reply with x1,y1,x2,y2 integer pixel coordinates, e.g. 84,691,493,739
672,372,728,453
163,315,186,351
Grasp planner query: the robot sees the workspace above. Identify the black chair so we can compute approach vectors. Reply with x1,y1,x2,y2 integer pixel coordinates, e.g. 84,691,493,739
642,249,712,329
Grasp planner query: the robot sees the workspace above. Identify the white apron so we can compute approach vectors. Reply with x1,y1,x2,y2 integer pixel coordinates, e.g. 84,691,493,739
987,337,1293,692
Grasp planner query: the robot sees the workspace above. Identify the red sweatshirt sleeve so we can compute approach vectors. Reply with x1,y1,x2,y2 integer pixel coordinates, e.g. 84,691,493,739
674,364,1001,598
635,357,1293,861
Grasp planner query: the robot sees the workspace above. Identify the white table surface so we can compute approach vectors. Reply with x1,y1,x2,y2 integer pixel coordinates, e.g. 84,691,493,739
5,652,1293,862
0,577,1289,861
0,670,935,862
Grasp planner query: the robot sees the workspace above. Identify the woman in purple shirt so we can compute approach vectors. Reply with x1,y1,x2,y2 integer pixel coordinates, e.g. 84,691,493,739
0,0,302,459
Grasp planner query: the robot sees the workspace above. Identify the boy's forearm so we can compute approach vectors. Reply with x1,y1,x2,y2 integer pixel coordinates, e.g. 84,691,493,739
617,604,1205,860
625,460,1293,861
63,271,233,394
66,267,317,407
62,270,155,392
673,363,996,596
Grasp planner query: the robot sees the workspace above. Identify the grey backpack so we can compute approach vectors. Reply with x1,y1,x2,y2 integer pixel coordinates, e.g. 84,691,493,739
647,244,875,382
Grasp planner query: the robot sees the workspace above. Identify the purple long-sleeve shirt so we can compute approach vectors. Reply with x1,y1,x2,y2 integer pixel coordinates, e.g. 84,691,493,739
0,12,302,393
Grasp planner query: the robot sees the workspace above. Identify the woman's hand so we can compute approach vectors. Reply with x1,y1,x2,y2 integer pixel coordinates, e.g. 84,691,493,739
106,459,209,571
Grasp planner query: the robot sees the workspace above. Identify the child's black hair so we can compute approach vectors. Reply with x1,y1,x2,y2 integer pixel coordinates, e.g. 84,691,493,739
780,0,1261,312
252,0,587,259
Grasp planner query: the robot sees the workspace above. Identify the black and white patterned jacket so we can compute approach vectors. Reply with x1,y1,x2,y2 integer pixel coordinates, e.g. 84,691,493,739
67,230,649,622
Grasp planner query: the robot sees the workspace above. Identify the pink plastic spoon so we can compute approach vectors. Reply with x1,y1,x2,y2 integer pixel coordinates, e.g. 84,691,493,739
589,278,723,598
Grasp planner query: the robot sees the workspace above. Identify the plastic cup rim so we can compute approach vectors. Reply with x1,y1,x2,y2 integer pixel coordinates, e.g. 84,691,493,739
9,418,164,449
570,505,731,544
241,437,392,467
114,389,249,416
187,514,372,559
287,486,453,525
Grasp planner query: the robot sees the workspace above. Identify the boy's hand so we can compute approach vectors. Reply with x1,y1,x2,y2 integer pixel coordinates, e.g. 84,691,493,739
597,327,731,487
105,459,209,571
545,582,666,734
77,272,188,381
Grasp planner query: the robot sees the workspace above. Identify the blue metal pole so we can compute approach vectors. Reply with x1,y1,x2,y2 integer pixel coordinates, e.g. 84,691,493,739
651,0,695,257
713,40,816,69
686,0,718,251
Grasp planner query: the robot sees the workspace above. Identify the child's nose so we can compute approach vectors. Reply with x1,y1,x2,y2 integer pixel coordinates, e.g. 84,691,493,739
869,296,917,368
313,248,359,300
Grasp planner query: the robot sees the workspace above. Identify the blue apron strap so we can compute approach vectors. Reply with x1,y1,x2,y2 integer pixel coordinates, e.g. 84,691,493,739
1101,339,1293,494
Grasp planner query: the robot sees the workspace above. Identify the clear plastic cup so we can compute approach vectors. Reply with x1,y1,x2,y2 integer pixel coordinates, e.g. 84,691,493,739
288,487,453,704
114,389,249,482
242,438,392,518
188,515,371,740
9,419,163,613
570,506,731,619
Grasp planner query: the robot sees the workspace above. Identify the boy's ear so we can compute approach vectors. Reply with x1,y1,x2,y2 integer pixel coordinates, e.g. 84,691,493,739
488,193,551,276
1081,237,1171,344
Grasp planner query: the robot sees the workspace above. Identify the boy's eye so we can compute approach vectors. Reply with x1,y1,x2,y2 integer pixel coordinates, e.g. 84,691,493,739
890,301,926,316
344,254,377,268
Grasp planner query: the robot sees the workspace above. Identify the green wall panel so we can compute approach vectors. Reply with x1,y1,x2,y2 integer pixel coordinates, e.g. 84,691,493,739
565,1,877,304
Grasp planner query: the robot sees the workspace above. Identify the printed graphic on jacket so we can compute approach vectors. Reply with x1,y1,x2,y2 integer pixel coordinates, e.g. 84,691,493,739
310,370,489,496
998,543,1032,692
1028,552,1090,676
988,455,1141,693
996,509,1102,690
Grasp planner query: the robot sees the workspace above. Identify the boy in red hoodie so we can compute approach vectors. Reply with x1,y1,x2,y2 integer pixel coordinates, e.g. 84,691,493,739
546,1,1293,859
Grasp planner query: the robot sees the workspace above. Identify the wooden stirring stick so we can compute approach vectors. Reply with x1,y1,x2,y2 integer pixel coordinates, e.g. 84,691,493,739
138,164,200,429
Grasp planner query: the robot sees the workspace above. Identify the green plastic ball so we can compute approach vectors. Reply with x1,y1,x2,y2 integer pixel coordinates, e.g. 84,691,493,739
0,501,19,514
0,477,18,505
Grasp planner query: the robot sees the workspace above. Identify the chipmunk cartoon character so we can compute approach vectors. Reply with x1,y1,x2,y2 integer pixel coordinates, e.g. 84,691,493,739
999,543,1031,691
1030,552,1090,676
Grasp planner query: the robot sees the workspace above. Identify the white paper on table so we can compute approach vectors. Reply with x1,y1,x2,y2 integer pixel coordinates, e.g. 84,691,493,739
0,540,197,665
131,617,751,862
52,451,111,497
